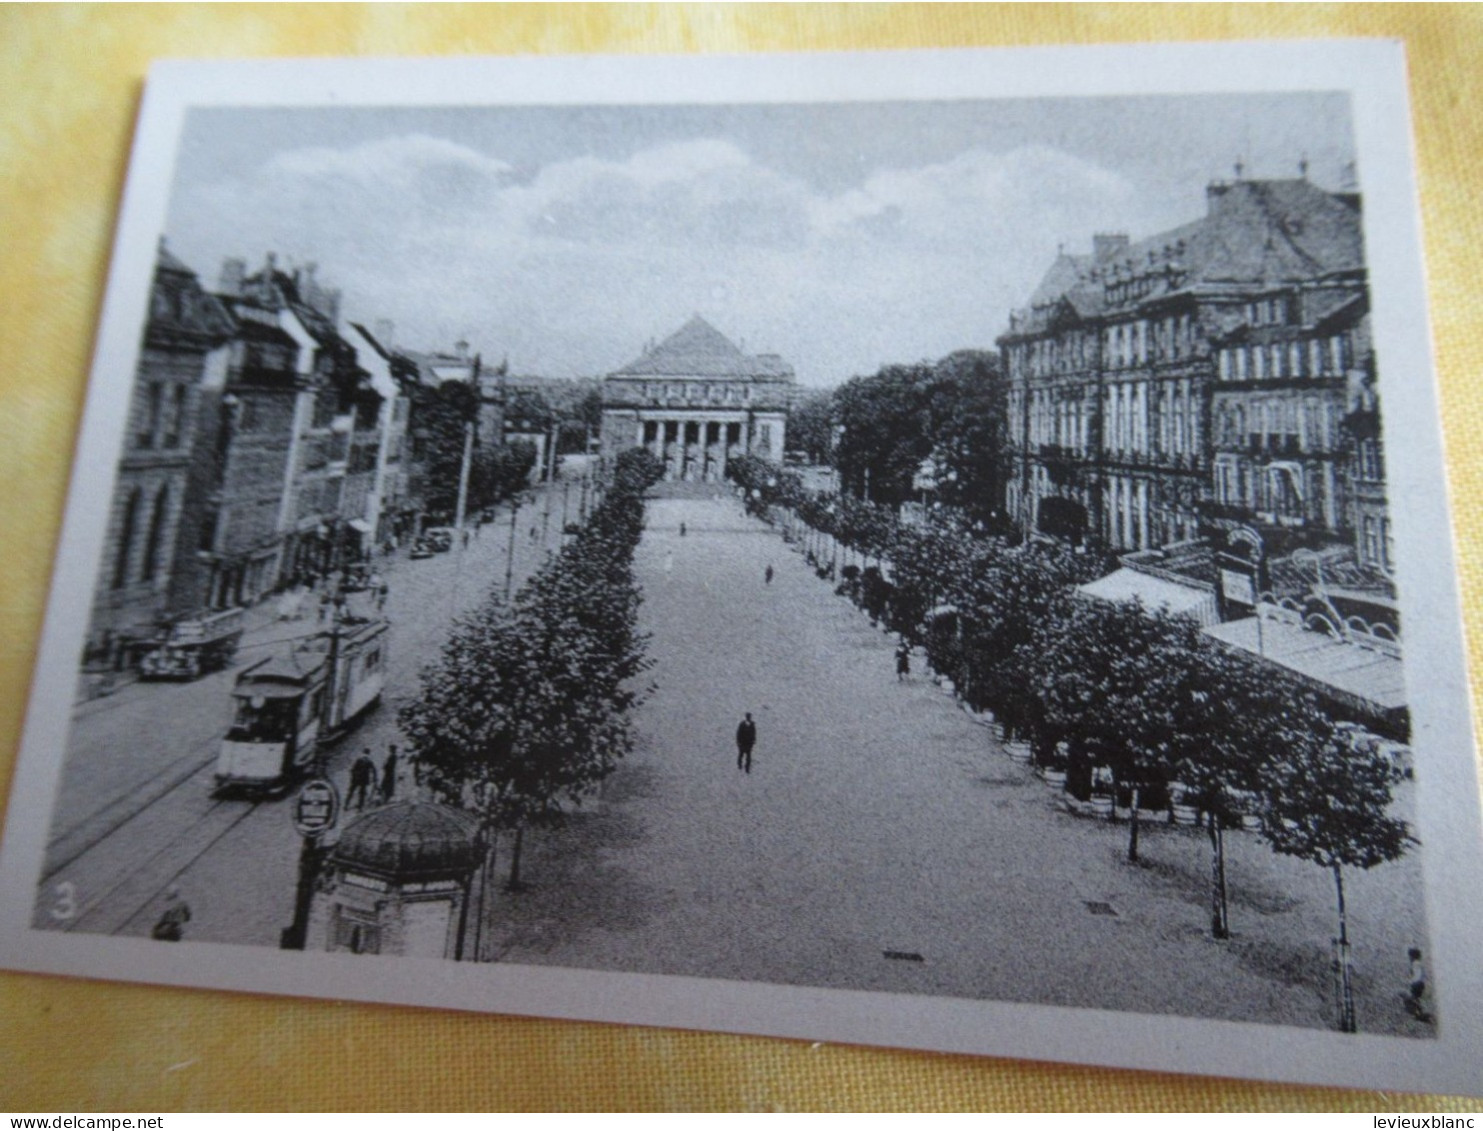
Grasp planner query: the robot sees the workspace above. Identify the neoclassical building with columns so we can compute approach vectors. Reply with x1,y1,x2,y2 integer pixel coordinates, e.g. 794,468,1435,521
599,316,794,481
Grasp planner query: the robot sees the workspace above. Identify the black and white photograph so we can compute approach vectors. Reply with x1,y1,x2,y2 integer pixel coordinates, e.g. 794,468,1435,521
1,43,1480,1095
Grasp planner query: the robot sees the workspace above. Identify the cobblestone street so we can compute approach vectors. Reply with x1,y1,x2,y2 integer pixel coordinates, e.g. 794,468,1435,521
487,495,1431,1037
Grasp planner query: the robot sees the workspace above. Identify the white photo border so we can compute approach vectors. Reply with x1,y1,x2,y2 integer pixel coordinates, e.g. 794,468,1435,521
1,40,1480,1096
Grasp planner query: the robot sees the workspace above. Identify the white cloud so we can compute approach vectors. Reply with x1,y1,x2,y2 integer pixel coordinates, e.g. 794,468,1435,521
167,133,1158,382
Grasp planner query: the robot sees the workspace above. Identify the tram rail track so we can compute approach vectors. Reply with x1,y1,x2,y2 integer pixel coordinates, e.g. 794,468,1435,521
58,793,262,936
41,737,221,884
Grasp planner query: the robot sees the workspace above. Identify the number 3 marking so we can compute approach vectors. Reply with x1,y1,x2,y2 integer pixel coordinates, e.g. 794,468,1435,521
50,881,77,921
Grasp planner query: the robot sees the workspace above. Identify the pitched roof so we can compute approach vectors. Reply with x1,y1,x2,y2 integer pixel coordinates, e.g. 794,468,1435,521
1012,179,1365,329
146,246,234,345
611,315,794,380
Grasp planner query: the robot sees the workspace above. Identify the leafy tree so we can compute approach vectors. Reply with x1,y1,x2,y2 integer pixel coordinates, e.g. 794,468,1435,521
1161,646,1315,938
834,364,934,506
415,380,481,520
1033,599,1200,862
504,387,557,433
1257,722,1411,1030
926,350,1009,528
399,448,656,944
788,388,837,464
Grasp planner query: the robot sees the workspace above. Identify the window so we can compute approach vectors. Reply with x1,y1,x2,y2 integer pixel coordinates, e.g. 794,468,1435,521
141,485,169,582
163,385,185,448
1359,438,1384,481
1363,516,1380,566
137,382,162,448
112,487,141,589
312,391,337,429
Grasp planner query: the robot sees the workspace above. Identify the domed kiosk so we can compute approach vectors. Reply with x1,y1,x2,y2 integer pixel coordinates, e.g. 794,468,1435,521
306,801,481,959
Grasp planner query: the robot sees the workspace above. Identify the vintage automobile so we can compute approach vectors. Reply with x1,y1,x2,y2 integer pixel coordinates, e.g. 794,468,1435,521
139,608,246,681
423,526,456,552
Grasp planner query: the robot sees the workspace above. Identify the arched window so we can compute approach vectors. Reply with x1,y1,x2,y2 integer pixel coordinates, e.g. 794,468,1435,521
141,484,170,582
112,487,142,589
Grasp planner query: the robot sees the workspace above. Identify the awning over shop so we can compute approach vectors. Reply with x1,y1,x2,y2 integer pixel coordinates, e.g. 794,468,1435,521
1202,615,1408,729
1076,568,1220,627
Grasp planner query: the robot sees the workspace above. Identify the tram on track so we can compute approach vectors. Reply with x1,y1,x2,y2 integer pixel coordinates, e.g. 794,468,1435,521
213,615,389,797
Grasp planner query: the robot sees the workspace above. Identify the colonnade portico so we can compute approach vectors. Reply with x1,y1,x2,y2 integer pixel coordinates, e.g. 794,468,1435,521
599,315,796,482
639,414,749,483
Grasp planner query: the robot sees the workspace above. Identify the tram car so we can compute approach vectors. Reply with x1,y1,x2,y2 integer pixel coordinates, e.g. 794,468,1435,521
214,615,389,797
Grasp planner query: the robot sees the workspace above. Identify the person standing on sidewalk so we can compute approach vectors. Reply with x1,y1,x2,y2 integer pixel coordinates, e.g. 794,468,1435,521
765,563,774,585
151,886,191,941
381,744,399,803
896,641,911,682
1406,947,1431,1020
736,712,757,774
347,749,377,810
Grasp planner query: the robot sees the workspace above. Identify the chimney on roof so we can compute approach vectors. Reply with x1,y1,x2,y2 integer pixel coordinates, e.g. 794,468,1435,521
219,257,246,297
1092,233,1129,262
1299,155,1309,180
1234,159,1245,179
374,319,395,349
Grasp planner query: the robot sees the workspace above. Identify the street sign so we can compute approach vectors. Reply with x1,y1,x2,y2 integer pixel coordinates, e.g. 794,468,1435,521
293,778,340,837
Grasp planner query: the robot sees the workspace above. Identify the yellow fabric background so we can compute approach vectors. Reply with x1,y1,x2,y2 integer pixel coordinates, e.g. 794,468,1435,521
1,2,1480,1112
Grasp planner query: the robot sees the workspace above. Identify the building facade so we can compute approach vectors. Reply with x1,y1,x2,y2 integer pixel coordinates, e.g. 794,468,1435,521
600,316,794,481
88,245,232,663
1000,176,1368,553
1209,292,1370,540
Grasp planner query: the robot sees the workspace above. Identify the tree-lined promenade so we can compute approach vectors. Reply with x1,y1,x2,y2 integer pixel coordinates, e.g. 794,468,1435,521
728,454,1416,1030
474,488,1425,1036
400,447,664,957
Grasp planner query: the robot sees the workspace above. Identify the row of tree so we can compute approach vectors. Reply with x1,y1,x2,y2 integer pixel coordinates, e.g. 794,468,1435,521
731,455,1410,1025
788,350,1009,526
412,379,539,522
399,446,665,958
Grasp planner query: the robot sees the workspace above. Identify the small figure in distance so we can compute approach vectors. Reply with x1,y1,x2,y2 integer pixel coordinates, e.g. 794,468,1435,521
347,748,377,810
736,712,757,774
896,641,911,682
680,521,687,537
765,563,774,585
151,885,191,942
382,744,399,803
1406,946,1432,1022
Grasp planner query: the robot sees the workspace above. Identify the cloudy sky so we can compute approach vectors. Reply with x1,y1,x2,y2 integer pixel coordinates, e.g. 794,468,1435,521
165,94,1355,385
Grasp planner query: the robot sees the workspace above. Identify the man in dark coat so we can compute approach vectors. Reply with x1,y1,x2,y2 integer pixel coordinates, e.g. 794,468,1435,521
736,712,757,774
347,748,377,810
381,744,399,802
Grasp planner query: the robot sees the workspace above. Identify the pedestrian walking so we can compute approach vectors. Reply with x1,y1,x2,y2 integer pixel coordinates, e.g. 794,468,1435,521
381,744,399,803
151,885,191,942
377,576,390,612
765,563,774,585
462,529,470,549
347,748,377,810
736,712,757,774
680,521,687,537
896,642,911,682
1406,947,1431,1020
